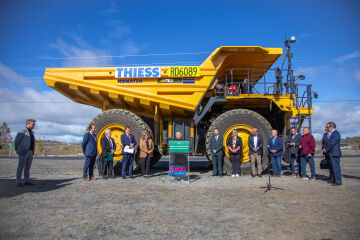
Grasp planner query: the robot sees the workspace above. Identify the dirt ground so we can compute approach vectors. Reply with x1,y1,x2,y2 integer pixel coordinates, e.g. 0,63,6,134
0,156,359,240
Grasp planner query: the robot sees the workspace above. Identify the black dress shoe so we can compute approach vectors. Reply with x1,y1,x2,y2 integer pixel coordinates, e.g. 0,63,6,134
24,182,36,186
130,176,134,179
122,176,126,179
332,183,342,186
16,183,24,187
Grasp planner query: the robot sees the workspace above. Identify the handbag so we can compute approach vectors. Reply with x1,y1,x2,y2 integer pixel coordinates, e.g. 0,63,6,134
107,152,114,161
283,147,292,164
320,158,329,169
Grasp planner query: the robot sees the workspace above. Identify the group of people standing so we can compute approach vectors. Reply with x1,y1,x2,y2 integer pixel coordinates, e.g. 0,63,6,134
209,122,342,186
81,125,153,181
13,118,342,187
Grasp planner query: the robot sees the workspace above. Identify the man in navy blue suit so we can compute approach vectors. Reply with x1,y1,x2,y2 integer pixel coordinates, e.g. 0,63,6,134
82,124,98,181
322,123,333,181
268,129,283,177
121,126,137,179
324,122,342,186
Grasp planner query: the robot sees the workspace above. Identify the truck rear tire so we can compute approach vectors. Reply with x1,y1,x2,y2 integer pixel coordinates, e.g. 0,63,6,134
88,109,161,175
205,109,272,175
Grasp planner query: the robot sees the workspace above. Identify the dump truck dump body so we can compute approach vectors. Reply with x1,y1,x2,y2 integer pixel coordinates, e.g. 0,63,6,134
44,46,283,120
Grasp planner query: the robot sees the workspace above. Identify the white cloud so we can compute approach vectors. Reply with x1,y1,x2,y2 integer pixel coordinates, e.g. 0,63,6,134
355,70,360,85
107,20,131,37
311,103,360,140
119,39,141,55
295,65,330,76
335,50,360,63
0,84,100,143
0,61,37,87
100,2,119,14
298,33,311,39
50,35,112,67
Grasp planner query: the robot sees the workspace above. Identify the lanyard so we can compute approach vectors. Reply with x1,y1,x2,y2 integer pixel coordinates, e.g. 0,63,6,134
108,137,113,150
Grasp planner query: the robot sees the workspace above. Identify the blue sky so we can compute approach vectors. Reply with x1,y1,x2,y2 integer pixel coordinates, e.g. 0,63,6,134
0,0,359,141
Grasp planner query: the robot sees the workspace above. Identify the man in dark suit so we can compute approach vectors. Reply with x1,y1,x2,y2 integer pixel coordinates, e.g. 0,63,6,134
121,126,137,179
248,128,263,177
14,119,36,187
324,122,342,186
268,129,283,177
82,124,98,181
210,128,223,176
101,129,117,179
322,123,333,181
286,127,301,177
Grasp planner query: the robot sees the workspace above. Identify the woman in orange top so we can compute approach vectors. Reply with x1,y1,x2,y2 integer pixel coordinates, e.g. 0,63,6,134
139,131,154,178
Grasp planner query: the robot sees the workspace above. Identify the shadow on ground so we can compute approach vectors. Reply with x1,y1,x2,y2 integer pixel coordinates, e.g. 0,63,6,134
0,178,77,199
343,174,360,181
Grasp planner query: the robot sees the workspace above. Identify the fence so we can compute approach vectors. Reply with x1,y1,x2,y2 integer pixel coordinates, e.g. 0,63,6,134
0,142,85,158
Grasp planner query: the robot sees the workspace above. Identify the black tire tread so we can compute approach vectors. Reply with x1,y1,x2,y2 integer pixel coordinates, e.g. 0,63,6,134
87,109,160,170
205,109,272,175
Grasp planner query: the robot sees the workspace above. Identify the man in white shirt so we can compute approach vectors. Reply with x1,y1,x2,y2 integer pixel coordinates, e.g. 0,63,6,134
247,128,263,177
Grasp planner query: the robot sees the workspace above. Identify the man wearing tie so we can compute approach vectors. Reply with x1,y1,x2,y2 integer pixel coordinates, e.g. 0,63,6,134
101,129,117,179
286,127,301,177
248,128,263,178
82,124,98,181
121,126,137,179
322,123,333,181
324,122,342,186
210,128,224,177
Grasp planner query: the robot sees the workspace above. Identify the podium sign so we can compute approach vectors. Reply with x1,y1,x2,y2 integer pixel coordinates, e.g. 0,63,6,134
169,141,189,153
168,141,190,184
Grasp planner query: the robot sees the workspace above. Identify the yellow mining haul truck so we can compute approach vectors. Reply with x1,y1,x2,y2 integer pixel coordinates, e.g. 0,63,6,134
44,39,315,174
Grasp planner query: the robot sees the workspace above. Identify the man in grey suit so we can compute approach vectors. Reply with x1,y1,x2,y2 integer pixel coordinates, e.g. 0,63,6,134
248,128,263,177
210,128,223,176
286,127,301,177
14,119,36,187
324,122,342,186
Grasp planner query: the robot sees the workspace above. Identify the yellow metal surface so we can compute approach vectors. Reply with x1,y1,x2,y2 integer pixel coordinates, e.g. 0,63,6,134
201,46,282,85
223,124,253,163
225,94,313,116
97,123,125,161
190,122,194,138
168,122,172,138
43,46,283,120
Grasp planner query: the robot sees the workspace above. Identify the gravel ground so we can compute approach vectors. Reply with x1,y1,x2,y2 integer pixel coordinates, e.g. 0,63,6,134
0,156,359,240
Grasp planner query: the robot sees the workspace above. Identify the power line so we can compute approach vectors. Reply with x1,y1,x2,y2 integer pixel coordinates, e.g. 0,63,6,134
0,99,359,104
5,61,202,69
0,101,76,103
313,100,360,102
0,52,211,61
